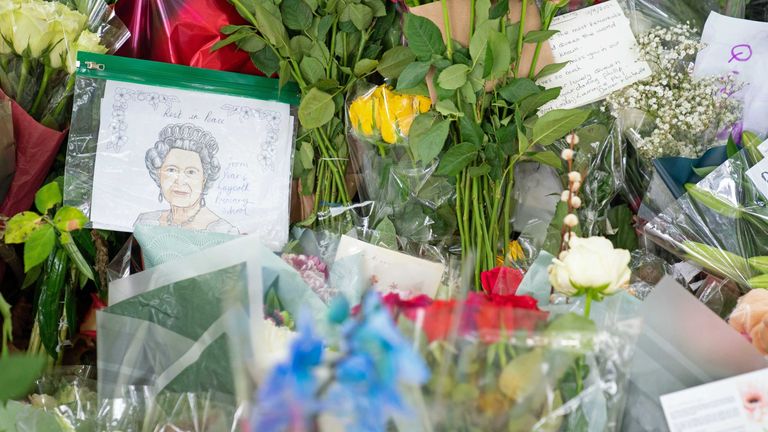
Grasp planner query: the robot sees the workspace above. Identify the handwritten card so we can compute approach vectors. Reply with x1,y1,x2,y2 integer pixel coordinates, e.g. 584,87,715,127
694,13,768,135
334,235,444,298
746,156,768,201
538,0,652,111
661,368,768,432
89,80,294,250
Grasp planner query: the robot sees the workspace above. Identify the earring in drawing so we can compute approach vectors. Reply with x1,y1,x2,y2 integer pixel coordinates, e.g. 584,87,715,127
201,196,206,207
158,192,163,203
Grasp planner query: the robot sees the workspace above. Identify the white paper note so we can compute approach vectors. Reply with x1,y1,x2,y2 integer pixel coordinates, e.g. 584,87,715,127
661,368,768,432
746,157,768,201
334,235,444,298
538,0,652,111
695,12,768,136
89,81,294,250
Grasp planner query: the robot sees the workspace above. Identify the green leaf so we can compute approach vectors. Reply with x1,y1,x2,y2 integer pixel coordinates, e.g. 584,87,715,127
279,59,291,89
299,141,315,170
459,115,484,144
37,249,68,359
682,241,753,283
53,206,88,232
437,64,470,90
524,30,559,43
365,0,387,17
377,46,416,78
518,87,561,117
526,151,562,169
353,59,379,76
742,130,762,149
468,163,491,177
251,1,291,55
726,134,739,158
61,237,95,282
221,25,244,35
375,218,398,250
281,0,313,31
535,61,568,80
236,35,267,52
531,109,590,146
692,165,717,178
468,23,491,63
487,31,511,79
0,355,47,402
518,129,530,153
35,182,62,214
299,88,335,129
250,48,280,76
606,204,638,251
498,78,540,103
4,212,44,243
21,264,42,289
396,61,431,90
300,56,325,84
748,256,768,274
488,0,510,19
24,224,55,272
212,29,250,52
460,81,477,104
346,3,374,30
435,100,462,117
412,119,451,162
685,183,744,218
403,13,446,61
436,143,479,176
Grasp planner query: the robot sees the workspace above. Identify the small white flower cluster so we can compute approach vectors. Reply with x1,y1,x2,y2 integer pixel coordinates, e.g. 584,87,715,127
605,24,741,159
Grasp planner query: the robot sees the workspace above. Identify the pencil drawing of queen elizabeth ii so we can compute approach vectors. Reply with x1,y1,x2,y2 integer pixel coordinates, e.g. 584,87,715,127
134,123,239,234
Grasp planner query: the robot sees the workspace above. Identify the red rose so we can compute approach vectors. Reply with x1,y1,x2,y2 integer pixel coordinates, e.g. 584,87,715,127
381,292,433,320
480,267,525,296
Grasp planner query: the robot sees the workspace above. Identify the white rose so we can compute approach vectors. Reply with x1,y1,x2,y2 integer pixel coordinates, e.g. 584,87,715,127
48,4,88,69
11,1,59,57
63,30,106,74
548,236,631,299
0,1,18,54
252,318,296,383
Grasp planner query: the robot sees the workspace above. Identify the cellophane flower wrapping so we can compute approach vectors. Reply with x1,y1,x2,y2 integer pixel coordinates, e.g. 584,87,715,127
388,291,641,431
644,147,768,315
346,83,457,257
8,366,241,431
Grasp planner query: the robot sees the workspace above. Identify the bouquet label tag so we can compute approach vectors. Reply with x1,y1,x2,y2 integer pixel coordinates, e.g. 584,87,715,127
746,157,768,200
334,235,444,298
538,0,652,112
757,139,768,156
661,368,768,431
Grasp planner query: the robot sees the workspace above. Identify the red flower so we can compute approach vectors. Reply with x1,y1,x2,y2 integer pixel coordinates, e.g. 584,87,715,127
381,292,433,319
480,267,525,296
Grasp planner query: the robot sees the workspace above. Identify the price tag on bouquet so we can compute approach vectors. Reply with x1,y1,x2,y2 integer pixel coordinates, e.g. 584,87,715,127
63,53,300,250
661,368,768,432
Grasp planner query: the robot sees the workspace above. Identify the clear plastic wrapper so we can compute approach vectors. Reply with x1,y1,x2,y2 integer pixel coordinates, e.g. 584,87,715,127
98,233,327,401
63,52,299,249
347,83,457,255
391,300,641,431
644,148,768,295
623,0,745,31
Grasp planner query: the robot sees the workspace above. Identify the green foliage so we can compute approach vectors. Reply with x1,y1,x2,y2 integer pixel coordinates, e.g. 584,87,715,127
0,354,47,402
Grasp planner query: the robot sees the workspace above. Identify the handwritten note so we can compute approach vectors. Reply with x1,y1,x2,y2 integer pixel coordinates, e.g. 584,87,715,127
661,368,768,432
746,156,768,201
538,0,651,112
695,12,768,135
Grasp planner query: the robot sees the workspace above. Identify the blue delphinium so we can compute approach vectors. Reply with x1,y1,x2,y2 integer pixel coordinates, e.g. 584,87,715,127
253,291,429,432
326,292,430,431
252,315,324,432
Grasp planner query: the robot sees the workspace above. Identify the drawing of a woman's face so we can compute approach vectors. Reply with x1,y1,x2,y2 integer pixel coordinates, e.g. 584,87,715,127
159,148,206,208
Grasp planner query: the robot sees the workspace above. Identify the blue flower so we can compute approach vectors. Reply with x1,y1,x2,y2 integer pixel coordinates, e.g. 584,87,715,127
252,314,324,432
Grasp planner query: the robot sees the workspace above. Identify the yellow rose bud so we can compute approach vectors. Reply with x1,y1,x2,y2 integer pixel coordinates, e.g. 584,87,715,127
349,92,376,136
416,95,431,113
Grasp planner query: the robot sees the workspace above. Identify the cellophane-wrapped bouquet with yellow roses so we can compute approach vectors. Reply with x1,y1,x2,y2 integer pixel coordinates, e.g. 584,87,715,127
0,0,115,129
347,84,457,257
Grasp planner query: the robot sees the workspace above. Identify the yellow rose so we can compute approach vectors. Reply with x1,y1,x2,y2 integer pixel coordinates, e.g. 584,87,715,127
349,85,433,144
376,86,398,144
12,1,59,57
48,3,88,69
348,91,376,136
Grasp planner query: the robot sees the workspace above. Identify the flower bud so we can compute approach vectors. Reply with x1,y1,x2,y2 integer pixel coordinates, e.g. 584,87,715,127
565,133,579,146
560,190,571,202
570,196,582,209
568,171,582,183
561,149,574,161
563,213,579,227
571,181,582,192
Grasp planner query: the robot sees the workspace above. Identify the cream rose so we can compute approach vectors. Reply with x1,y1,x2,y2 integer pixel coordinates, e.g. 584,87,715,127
47,4,88,70
63,30,106,73
0,1,17,54
252,318,297,383
548,236,631,299
11,1,59,57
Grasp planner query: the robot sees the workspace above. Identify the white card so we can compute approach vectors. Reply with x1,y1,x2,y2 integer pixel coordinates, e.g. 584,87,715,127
661,368,768,432
694,12,768,135
89,81,293,250
538,0,652,111
758,139,768,156
746,157,768,201
334,235,444,298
